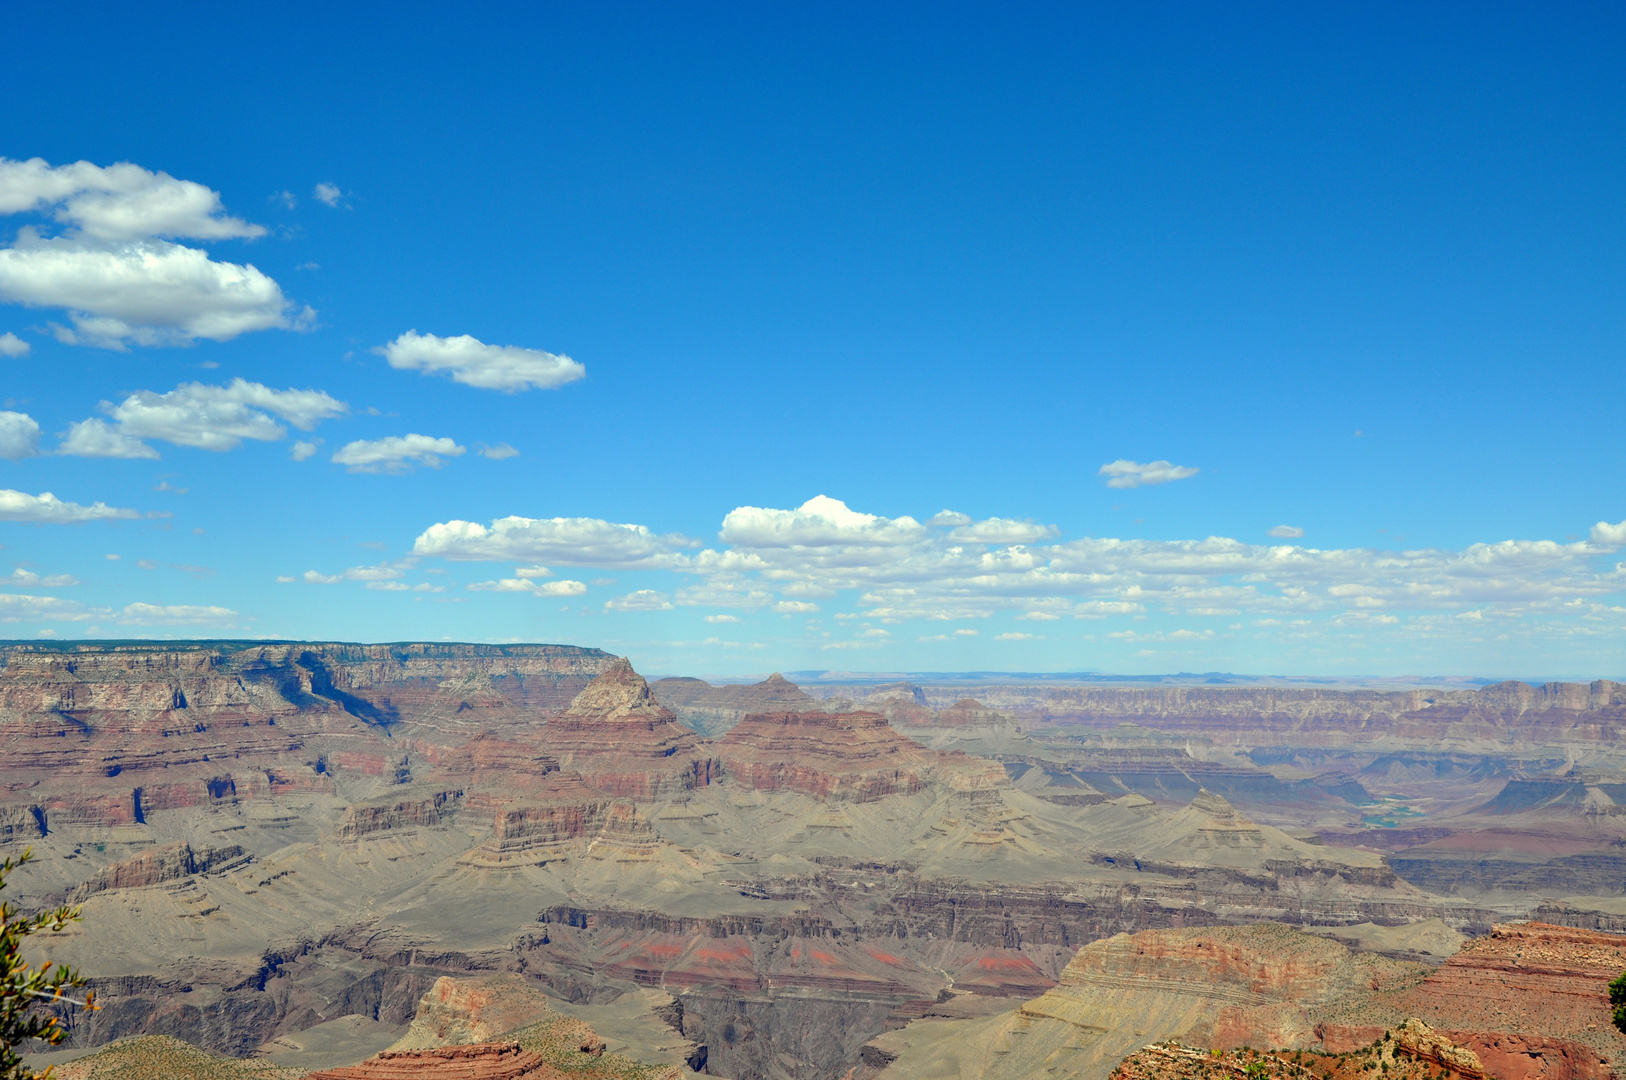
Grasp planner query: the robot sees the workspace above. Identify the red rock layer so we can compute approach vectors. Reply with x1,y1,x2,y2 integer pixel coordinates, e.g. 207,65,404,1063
717,710,930,801
1318,1026,1611,1080
1390,922,1626,1076
0,642,614,834
339,789,464,837
541,660,719,800
461,771,662,864
716,709,1000,802
1062,922,1352,1002
932,698,1011,727
305,1042,564,1080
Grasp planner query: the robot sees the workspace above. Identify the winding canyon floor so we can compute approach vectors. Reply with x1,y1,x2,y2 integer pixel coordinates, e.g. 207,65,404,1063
7,643,1626,1080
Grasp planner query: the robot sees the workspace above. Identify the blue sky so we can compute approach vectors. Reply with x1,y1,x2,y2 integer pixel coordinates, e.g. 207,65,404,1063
2,3,1624,678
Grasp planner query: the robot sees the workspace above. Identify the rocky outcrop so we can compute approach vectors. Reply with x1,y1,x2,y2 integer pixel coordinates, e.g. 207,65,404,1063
459,770,664,867
541,660,720,800
651,673,817,736
339,789,464,838
389,974,554,1050
933,699,1011,727
68,841,249,899
305,1042,561,1080
1390,922,1626,1071
1107,1025,1487,1080
716,710,1004,802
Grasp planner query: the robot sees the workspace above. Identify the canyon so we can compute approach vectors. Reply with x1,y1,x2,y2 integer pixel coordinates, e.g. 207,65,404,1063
7,645,1626,1080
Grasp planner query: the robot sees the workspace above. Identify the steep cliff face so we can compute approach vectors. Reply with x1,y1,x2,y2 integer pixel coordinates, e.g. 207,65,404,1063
716,710,1005,802
541,660,720,800
0,641,613,838
1390,922,1626,1069
68,841,249,900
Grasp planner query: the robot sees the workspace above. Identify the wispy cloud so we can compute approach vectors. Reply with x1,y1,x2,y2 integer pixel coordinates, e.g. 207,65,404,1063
604,589,673,611
0,488,141,523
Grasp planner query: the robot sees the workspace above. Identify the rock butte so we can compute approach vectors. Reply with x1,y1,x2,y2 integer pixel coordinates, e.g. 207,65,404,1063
305,1042,562,1080
651,672,818,736
715,708,1005,801
540,658,720,799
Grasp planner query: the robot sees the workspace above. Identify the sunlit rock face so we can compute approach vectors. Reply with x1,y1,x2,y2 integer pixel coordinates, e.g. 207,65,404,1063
540,658,720,799
716,708,1005,802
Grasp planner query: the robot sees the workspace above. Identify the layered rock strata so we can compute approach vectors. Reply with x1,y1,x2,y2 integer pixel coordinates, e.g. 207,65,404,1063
937,680,1626,748
305,1042,559,1080
68,841,249,900
864,923,1425,1080
541,660,719,799
651,673,817,736
716,709,1004,802
1388,922,1626,1074
0,642,613,841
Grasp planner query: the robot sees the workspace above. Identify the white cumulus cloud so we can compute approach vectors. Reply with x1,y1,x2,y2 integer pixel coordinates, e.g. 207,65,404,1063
0,158,266,241
332,434,465,474
0,332,29,356
59,419,159,459
948,517,1059,544
720,495,927,548
0,412,40,460
377,330,586,392
414,515,696,568
0,237,302,349
1267,525,1305,539
290,439,320,461
314,182,342,207
1592,519,1626,545
0,489,140,523
467,577,587,597
1098,459,1199,489
61,379,347,457
411,494,1626,658
0,158,305,349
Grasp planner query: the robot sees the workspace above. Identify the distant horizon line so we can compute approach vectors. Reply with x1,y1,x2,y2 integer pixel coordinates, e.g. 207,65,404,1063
0,637,1618,688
